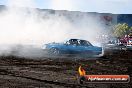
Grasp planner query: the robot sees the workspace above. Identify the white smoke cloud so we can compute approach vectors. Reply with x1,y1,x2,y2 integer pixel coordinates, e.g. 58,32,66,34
0,0,107,57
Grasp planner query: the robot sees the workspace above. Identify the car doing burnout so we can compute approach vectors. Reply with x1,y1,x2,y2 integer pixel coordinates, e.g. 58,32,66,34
43,39,102,55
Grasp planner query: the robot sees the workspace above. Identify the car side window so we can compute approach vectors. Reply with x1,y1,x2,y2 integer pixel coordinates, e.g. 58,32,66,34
69,39,79,46
79,40,88,46
87,41,93,46
79,40,92,46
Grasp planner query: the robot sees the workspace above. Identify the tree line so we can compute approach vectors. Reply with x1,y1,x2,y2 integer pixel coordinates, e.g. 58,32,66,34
112,23,132,38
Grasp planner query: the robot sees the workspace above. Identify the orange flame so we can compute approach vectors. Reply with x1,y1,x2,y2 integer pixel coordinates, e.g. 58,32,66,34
78,66,86,76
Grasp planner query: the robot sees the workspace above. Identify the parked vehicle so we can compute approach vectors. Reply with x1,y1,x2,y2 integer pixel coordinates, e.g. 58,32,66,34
120,34,132,46
43,39,102,56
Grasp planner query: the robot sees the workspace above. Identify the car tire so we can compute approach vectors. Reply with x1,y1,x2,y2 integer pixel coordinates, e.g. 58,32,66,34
48,48,60,55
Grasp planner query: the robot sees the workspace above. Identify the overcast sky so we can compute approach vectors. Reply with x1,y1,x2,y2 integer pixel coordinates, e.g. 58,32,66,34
0,0,132,14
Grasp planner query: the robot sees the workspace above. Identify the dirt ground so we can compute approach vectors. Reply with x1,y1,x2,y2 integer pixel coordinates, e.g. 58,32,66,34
0,51,132,88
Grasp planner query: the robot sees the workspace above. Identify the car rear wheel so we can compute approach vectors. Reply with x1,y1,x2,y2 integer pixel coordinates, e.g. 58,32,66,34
48,48,60,55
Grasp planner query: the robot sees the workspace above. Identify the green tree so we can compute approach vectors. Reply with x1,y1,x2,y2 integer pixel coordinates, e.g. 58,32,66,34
113,23,131,38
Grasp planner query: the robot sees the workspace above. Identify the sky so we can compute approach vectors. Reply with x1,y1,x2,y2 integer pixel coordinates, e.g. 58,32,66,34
0,0,132,14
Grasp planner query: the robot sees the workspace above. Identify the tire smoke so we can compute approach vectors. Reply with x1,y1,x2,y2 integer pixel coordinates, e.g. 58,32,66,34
0,0,107,57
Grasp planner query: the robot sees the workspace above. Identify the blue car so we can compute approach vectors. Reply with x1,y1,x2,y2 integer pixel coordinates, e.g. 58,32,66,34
43,39,102,56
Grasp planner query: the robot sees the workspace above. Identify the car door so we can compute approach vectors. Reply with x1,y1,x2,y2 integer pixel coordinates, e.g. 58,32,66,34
69,44,78,53
78,40,93,53
62,41,78,54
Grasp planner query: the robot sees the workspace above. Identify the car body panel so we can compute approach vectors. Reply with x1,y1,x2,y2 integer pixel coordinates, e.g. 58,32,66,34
44,39,102,55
